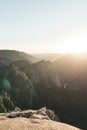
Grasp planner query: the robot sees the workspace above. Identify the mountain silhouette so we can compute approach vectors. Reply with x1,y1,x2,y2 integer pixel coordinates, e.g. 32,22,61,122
0,50,87,129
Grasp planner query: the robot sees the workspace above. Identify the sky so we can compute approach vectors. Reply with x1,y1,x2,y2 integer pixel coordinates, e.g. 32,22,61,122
0,0,87,53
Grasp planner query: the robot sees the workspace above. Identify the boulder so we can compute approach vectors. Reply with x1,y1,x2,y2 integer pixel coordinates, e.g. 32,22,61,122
36,107,60,121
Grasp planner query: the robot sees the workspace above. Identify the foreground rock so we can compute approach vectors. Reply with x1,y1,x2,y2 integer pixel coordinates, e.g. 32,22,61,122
0,108,80,130
6,107,60,122
0,117,80,130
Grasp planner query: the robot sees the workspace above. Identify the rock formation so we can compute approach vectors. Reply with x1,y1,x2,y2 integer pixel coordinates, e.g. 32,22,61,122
0,108,80,130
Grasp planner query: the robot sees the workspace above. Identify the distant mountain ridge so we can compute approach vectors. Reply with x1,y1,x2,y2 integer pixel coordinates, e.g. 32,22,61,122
0,50,38,63
32,53,65,62
54,53,87,89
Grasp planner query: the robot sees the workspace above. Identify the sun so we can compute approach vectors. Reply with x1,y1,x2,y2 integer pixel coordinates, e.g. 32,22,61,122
60,32,87,53
62,43,87,53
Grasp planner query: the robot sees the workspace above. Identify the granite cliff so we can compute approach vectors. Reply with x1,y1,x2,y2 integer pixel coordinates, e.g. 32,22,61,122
0,107,80,130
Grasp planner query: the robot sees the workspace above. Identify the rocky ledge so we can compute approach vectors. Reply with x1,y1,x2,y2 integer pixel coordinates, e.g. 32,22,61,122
0,107,80,130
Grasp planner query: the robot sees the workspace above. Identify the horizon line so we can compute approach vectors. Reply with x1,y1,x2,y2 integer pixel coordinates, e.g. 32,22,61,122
0,49,87,55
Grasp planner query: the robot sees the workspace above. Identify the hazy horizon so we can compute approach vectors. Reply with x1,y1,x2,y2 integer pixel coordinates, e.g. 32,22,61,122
0,0,87,53
1,49,87,55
